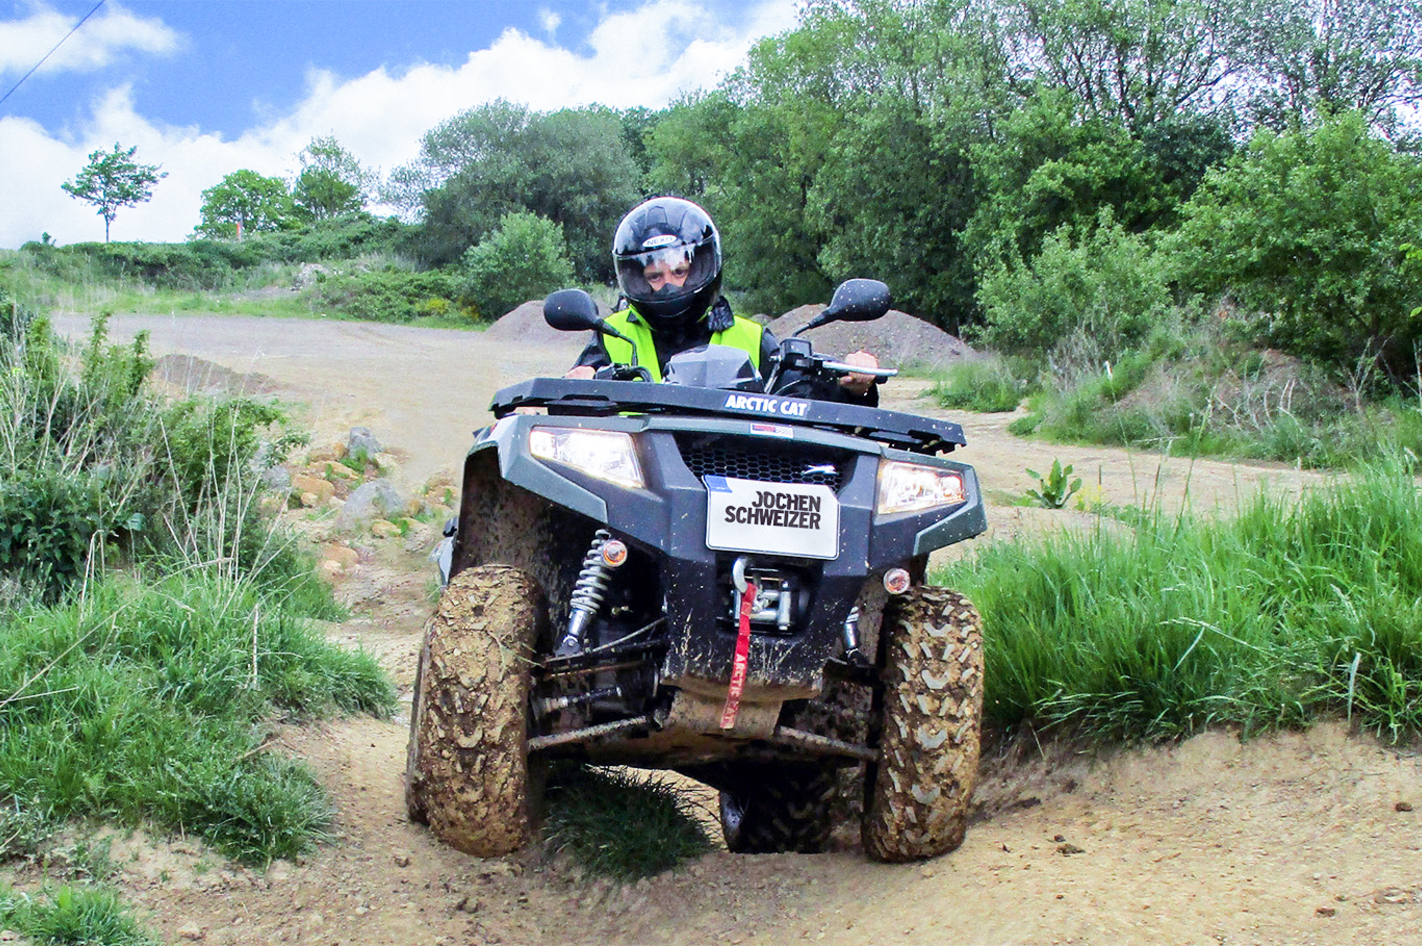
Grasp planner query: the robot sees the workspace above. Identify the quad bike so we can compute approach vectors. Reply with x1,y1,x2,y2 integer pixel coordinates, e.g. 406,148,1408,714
406,279,987,862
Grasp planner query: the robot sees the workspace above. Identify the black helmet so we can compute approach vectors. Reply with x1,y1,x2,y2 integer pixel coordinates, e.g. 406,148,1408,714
613,197,723,327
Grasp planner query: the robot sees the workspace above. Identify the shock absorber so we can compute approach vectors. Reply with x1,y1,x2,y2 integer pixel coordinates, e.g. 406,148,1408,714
556,529,625,657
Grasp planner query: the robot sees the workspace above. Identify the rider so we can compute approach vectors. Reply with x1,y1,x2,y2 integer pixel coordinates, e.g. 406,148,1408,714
566,196,879,402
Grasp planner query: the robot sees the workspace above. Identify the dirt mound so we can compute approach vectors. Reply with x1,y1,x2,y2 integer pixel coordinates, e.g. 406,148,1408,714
483,300,583,347
150,353,278,397
767,305,973,370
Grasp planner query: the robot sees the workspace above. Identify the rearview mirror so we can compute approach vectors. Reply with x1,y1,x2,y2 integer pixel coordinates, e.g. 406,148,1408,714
823,278,891,323
543,289,600,332
793,279,892,336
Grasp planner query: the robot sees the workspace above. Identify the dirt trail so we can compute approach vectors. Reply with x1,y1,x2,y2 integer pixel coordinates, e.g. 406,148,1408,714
50,314,1422,946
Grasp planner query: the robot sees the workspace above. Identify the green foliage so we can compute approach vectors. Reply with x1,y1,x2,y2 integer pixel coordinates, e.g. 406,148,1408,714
1169,112,1422,381
932,356,1031,412
541,763,712,880
61,143,167,243
977,209,1171,358
460,211,575,318
197,169,296,239
291,136,376,222
942,457,1422,743
0,883,158,946
0,572,393,864
306,265,471,323
1025,459,1083,508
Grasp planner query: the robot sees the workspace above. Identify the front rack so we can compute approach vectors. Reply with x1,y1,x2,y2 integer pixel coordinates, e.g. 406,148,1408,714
490,378,968,455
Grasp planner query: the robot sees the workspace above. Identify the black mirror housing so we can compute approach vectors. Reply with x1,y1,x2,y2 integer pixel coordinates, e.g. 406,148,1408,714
823,279,891,323
543,289,600,332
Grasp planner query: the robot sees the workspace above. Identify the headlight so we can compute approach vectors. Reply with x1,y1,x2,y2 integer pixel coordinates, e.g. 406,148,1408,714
876,459,966,514
529,428,644,489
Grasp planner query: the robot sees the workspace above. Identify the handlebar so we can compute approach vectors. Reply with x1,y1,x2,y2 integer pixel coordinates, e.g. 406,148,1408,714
819,359,897,379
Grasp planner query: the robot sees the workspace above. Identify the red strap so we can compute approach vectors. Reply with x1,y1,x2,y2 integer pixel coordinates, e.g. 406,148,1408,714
720,581,756,729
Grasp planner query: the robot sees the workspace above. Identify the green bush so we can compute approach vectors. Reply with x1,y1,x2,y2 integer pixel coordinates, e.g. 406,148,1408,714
977,208,1171,360
306,265,472,323
461,211,575,319
0,306,316,602
1168,111,1422,382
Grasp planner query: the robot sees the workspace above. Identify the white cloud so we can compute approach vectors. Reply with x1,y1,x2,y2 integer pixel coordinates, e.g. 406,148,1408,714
0,0,800,248
538,7,561,35
0,2,181,76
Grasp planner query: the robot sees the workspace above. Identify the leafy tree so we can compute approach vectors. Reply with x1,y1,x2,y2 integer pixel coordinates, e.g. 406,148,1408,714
1168,112,1422,380
61,143,167,242
196,169,294,239
291,136,376,222
397,103,640,278
1246,0,1422,135
1006,0,1261,131
460,211,575,318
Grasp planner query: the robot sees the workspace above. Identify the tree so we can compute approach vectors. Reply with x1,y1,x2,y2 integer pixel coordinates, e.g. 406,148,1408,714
1007,0,1261,131
460,212,575,318
61,143,167,242
396,103,640,278
1246,0,1422,135
291,136,376,222
195,170,294,239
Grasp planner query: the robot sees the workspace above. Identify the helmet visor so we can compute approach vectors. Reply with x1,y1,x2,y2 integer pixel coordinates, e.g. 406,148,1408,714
616,239,720,305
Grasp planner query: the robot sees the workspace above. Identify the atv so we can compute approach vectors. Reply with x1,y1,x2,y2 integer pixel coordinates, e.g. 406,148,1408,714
406,279,987,862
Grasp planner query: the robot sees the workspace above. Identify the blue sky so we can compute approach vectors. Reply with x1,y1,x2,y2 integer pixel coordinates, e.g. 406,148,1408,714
0,0,799,248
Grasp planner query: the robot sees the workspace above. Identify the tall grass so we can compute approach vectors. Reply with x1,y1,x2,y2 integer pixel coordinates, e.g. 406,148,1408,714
941,457,1422,744
0,572,394,865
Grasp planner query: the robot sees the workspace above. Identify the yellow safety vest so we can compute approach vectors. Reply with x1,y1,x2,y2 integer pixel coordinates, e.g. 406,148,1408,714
599,308,764,383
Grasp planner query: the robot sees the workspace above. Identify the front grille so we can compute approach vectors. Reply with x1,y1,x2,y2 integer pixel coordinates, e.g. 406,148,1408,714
676,436,847,490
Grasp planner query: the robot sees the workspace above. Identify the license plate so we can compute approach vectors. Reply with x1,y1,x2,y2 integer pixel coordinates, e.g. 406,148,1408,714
704,476,839,559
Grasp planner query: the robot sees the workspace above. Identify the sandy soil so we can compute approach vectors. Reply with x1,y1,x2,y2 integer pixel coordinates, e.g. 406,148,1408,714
44,313,1422,946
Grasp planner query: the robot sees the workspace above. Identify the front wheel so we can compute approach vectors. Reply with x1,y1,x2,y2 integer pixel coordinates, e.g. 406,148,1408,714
405,565,547,857
863,586,984,862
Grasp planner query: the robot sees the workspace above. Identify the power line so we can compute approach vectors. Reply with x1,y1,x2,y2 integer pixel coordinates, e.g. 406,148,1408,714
0,0,108,110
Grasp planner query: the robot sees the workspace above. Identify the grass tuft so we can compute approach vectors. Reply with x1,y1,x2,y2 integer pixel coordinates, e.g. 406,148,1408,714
541,763,713,881
0,883,158,946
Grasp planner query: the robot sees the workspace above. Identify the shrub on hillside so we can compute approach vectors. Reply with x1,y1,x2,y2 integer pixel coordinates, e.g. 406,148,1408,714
461,211,575,318
305,265,473,323
1168,111,1422,384
0,309,307,601
977,208,1171,360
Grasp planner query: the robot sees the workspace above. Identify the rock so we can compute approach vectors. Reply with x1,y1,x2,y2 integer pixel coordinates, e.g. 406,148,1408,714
392,852,411,868
347,427,382,465
291,474,335,505
292,263,331,289
1396,801,1413,812
334,479,407,532
306,442,346,464
370,519,402,538
177,923,205,941
261,464,292,492
373,452,401,472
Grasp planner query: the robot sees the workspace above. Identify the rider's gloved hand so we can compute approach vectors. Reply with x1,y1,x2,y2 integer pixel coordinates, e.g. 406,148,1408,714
839,351,879,396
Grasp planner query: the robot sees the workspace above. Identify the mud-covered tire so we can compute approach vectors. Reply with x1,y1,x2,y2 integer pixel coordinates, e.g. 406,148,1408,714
863,586,984,862
405,565,547,857
719,764,839,854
